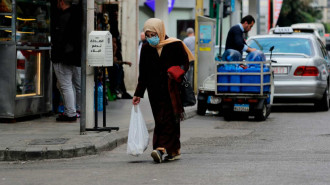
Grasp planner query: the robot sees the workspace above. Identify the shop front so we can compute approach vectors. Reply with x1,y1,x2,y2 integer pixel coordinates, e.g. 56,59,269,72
0,0,52,118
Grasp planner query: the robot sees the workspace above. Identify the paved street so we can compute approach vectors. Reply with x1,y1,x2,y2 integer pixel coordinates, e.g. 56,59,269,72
1,104,330,185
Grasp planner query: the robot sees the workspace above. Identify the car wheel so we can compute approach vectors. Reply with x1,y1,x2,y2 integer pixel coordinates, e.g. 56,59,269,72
315,88,329,111
197,98,207,116
255,102,270,121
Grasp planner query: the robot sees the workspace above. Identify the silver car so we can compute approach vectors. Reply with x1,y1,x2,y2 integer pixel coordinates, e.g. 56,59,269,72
246,32,330,111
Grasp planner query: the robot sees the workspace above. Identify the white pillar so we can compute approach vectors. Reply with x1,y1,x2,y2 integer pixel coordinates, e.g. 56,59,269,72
248,0,257,36
231,0,242,27
86,0,94,128
121,0,139,91
155,0,169,32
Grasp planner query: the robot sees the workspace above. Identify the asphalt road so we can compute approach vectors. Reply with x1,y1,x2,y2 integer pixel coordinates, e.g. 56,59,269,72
1,104,330,185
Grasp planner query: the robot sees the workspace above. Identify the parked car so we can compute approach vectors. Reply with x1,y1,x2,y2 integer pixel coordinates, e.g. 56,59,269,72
269,23,326,45
247,27,330,111
325,33,330,51
291,23,326,45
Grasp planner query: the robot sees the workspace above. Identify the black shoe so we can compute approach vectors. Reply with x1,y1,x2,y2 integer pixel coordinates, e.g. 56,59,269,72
121,93,133,99
56,114,77,122
151,150,163,163
76,111,81,118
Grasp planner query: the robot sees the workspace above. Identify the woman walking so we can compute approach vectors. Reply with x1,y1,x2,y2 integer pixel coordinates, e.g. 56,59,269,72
132,18,194,163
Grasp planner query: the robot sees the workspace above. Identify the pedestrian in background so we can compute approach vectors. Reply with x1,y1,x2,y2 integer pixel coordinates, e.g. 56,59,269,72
51,0,81,121
111,36,133,99
183,27,195,86
132,18,194,163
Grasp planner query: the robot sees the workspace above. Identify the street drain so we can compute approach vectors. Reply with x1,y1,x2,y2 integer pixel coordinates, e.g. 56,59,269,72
29,138,69,145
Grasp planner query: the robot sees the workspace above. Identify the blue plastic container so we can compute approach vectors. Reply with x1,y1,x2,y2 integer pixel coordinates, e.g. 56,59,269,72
229,67,241,92
246,50,267,69
222,49,242,61
217,64,241,92
94,82,103,111
246,50,266,62
97,84,103,111
217,64,232,92
241,66,270,93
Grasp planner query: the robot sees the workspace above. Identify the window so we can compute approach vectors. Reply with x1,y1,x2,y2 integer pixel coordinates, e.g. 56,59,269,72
16,0,51,46
247,37,313,56
16,50,43,97
0,0,12,41
317,38,328,60
0,0,12,13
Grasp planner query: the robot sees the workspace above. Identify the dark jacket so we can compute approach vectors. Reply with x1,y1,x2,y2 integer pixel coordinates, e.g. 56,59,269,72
134,40,189,102
51,5,82,66
225,24,246,54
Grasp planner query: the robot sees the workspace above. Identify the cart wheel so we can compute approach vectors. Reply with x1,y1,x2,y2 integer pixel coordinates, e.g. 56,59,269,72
197,99,207,115
255,103,270,121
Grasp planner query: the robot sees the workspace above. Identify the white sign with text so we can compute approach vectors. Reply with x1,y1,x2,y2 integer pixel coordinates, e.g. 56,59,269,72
87,31,113,66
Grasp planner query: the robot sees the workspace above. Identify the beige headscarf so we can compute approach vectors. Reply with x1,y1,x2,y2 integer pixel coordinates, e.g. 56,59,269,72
143,18,195,62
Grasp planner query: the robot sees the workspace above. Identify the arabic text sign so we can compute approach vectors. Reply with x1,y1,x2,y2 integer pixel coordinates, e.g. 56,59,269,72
88,31,113,67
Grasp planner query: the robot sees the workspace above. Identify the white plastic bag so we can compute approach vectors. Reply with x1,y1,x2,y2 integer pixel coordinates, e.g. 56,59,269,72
127,105,149,156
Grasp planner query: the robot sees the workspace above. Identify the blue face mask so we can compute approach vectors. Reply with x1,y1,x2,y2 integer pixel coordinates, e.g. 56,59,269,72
147,35,160,46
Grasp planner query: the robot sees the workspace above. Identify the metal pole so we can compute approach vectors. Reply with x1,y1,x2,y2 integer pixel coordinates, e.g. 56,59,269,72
94,68,98,129
257,0,260,34
219,0,224,58
103,67,106,127
80,0,87,134
194,0,203,92
216,3,219,45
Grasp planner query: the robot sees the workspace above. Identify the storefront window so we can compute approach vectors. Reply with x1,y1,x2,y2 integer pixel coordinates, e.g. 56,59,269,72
16,50,42,97
0,14,11,27
0,0,12,13
16,0,50,46
0,0,12,41
0,30,11,41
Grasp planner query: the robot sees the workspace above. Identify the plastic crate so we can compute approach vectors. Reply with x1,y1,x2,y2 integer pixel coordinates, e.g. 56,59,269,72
241,66,270,93
217,64,241,92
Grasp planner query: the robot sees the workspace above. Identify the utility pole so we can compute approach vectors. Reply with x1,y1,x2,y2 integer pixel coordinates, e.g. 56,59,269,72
80,0,95,134
194,0,203,92
80,0,87,134
218,0,224,59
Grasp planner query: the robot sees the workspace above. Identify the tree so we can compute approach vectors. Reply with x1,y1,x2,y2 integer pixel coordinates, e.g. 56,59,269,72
277,0,322,27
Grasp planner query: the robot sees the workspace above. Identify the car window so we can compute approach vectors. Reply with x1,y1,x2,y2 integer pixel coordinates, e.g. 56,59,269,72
247,38,313,56
317,38,329,60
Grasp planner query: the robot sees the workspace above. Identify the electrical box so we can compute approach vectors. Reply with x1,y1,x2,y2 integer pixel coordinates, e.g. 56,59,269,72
197,16,216,90
87,31,113,67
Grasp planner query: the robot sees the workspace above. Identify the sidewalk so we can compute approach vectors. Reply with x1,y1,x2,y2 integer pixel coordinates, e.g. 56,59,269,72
0,95,196,161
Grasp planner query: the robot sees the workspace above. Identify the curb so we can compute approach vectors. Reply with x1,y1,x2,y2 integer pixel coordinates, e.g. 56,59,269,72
0,109,197,161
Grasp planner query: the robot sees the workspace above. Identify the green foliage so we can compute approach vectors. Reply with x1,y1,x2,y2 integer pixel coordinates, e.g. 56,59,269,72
277,0,323,27
324,23,330,33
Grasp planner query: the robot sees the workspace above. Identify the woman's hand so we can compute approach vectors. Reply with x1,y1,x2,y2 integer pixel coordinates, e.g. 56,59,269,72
132,96,140,105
